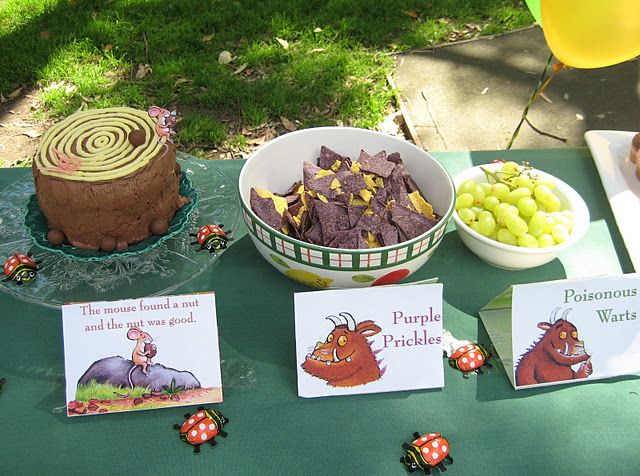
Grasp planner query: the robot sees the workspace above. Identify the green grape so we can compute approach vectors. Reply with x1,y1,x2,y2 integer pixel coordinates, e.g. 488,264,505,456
550,212,573,231
479,182,493,195
517,197,537,217
518,233,539,248
477,211,496,236
514,175,535,191
493,202,511,223
458,179,477,196
551,224,570,243
527,211,547,237
534,184,553,202
543,194,561,213
470,206,484,218
497,228,518,246
470,184,486,205
536,178,556,190
537,234,556,247
482,195,500,212
457,208,475,225
543,215,556,234
506,187,532,205
455,193,474,210
501,161,521,174
470,221,482,234
504,214,528,237
491,183,510,200
561,210,575,224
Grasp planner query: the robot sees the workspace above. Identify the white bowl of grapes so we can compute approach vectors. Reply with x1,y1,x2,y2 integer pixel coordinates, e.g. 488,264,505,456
452,161,589,270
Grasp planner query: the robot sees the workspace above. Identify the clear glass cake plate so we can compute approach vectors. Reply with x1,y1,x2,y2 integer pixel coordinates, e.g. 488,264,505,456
0,154,241,308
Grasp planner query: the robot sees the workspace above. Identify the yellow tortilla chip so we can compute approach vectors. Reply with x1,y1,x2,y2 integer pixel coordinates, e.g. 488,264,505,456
367,232,381,248
272,195,289,216
408,191,436,219
254,187,289,216
350,161,362,173
254,187,273,199
314,169,334,179
375,177,384,188
330,160,342,172
317,193,329,203
359,189,373,203
363,174,377,191
330,178,341,190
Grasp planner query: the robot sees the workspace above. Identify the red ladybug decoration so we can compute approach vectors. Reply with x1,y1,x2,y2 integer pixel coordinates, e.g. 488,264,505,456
401,432,454,475
189,224,231,253
448,343,491,378
3,252,41,285
173,407,228,453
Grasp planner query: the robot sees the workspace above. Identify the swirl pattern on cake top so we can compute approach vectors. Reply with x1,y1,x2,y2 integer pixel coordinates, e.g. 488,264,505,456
34,107,166,181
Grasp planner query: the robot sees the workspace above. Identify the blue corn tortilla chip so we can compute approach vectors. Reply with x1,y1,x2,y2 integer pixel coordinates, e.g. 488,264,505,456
378,223,399,247
387,166,412,208
358,149,396,178
304,222,324,245
340,172,367,195
314,201,350,244
318,146,347,170
347,204,367,228
390,202,437,239
327,228,367,249
250,188,284,231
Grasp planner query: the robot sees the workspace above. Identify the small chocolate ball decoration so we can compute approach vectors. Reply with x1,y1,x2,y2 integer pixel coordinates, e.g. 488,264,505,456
99,236,117,252
47,229,65,246
128,129,146,147
150,218,169,236
116,238,128,251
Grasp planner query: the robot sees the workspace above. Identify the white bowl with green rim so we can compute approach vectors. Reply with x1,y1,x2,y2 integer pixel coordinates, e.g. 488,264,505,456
238,127,455,289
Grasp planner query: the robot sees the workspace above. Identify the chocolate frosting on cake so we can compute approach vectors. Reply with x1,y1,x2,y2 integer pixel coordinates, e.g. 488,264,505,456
32,107,189,250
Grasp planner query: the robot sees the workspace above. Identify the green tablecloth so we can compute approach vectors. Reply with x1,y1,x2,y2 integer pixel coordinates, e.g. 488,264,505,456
1,148,638,475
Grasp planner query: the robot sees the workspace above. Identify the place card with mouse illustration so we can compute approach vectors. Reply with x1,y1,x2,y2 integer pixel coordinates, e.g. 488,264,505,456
479,274,640,390
61,292,222,416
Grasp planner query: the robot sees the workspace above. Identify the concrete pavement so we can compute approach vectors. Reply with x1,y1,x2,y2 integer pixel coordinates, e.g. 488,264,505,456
393,26,639,151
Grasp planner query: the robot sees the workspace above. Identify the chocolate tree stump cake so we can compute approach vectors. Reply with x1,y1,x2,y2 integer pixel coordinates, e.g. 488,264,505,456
32,107,190,251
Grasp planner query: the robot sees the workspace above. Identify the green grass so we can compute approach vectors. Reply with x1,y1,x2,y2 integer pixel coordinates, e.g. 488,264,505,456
0,0,534,151
75,380,150,401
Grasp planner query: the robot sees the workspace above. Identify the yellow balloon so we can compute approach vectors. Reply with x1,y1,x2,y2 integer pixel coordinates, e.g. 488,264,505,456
541,0,640,68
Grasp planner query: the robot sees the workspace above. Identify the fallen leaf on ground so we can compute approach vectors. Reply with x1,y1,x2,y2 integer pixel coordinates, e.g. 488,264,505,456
232,63,248,75
313,27,322,33
218,51,233,64
202,33,215,43
8,87,23,99
13,122,33,127
40,31,50,40
404,10,419,19
275,37,289,49
280,116,297,131
22,130,42,139
309,48,325,53
134,64,152,79
173,77,192,87
575,114,584,121
103,44,114,52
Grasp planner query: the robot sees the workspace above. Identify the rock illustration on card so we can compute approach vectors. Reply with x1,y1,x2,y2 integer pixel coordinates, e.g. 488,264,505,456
301,312,386,387
515,307,593,386
69,325,210,415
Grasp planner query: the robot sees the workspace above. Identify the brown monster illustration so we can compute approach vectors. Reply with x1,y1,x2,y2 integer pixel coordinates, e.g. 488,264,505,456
515,308,592,386
302,312,385,387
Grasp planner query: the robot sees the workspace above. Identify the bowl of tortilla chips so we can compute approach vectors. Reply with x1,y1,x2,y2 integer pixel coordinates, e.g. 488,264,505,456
238,127,455,288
